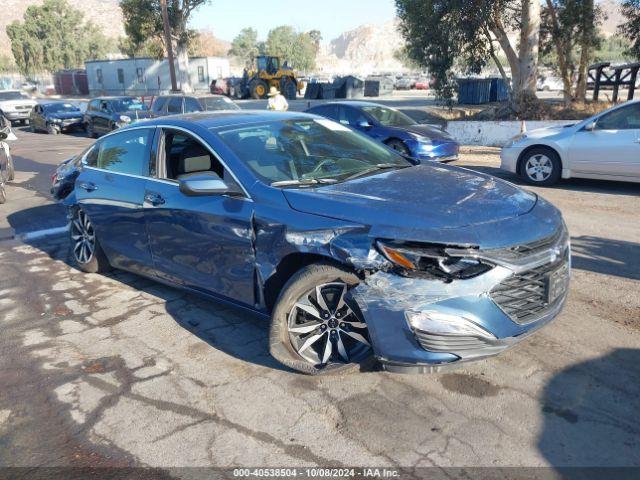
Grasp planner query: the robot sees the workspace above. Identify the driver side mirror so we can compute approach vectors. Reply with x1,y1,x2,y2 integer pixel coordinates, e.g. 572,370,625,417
179,172,230,196
584,121,597,132
356,120,372,130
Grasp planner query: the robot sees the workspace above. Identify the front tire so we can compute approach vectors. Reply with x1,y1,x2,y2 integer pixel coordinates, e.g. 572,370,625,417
86,121,97,138
269,263,374,375
70,209,111,273
47,123,60,135
0,182,6,204
385,139,411,156
519,147,562,186
250,79,268,99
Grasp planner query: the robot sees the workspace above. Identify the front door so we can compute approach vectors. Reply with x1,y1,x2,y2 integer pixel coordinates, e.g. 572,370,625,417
75,127,156,274
143,128,256,306
569,103,640,179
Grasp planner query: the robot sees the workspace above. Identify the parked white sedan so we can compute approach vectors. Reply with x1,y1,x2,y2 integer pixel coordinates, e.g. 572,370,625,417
500,100,640,185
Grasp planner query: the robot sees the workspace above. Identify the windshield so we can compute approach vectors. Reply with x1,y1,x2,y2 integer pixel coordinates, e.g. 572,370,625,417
112,98,148,112
202,97,240,111
361,106,416,127
0,91,26,101
45,103,80,113
216,118,411,186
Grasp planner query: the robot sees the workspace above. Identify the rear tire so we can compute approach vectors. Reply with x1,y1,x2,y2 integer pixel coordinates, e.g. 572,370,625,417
69,209,111,274
269,262,374,375
280,77,297,100
519,147,562,186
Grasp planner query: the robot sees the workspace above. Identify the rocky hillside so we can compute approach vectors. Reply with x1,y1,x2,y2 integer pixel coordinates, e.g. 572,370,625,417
318,20,405,74
1,0,124,59
600,0,624,37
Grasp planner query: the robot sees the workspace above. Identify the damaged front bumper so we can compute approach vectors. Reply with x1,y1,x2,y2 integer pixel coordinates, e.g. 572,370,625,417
351,237,571,373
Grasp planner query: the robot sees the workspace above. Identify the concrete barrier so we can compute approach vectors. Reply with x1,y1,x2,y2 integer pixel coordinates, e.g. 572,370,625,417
445,120,579,147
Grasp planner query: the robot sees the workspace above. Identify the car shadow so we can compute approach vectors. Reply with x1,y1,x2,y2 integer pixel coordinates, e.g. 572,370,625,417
457,163,640,197
570,236,640,281
538,348,640,477
20,231,292,373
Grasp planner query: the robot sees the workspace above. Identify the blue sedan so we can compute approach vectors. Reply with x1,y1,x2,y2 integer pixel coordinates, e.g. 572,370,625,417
306,101,460,162
59,111,569,374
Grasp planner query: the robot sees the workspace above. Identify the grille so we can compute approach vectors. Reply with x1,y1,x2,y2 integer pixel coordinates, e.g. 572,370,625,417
414,331,492,353
490,253,570,324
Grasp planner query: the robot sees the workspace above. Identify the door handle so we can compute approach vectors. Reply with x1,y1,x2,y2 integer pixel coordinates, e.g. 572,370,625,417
78,181,97,192
634,139,640,144
144,192,165,206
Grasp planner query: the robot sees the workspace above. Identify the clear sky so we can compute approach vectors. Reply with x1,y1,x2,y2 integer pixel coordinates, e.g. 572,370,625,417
189,0,397,42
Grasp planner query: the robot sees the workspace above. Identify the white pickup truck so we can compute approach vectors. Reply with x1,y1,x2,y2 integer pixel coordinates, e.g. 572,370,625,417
0,90,37,125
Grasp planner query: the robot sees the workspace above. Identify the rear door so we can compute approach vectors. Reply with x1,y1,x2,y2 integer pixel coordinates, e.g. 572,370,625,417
76,127,156,274
143,127,256,305
569,103,640,178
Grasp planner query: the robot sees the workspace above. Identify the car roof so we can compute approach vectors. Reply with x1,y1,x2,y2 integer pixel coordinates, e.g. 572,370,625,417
156,94,229,99
308,100,389,109
92,96,137,101
134,110,316,129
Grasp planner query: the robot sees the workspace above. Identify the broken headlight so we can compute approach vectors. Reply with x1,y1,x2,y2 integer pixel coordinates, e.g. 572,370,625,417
376,240,492,281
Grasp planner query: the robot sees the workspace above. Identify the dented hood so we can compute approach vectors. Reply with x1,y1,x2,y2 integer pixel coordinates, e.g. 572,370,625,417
283,164,537,232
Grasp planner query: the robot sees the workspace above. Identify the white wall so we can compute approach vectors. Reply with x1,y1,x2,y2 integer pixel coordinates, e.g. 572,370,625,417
445,120,579,147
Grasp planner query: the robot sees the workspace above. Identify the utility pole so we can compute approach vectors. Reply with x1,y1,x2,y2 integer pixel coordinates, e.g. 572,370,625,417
160,0,178,92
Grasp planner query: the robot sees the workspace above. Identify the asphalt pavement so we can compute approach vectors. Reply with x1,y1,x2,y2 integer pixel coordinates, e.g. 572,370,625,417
0,126,639,475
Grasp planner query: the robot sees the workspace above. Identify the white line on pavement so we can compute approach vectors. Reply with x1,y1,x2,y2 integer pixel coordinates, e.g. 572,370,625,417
19,225,69,241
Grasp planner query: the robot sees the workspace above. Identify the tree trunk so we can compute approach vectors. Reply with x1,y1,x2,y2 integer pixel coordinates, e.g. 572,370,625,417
575,0,594,100
545,0,574,102
176,38,192,93
515,0,541,105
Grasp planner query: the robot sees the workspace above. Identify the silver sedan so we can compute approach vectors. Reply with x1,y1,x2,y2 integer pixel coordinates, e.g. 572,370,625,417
501,100,640,185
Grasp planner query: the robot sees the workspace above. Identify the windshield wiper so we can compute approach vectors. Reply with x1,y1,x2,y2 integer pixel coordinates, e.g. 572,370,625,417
344,163,410,181
271,178,339,187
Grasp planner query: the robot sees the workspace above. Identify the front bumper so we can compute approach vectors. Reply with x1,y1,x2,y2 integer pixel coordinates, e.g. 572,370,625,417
352,229,570,371
407,139,460,162
500,146,525,174
4,110,31,121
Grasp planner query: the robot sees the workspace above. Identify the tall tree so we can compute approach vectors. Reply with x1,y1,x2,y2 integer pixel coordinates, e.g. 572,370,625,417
395,0,542,111
620,0,640,59
265,26,317,71
228,27,259,67
6,0,112,76
541,0,602,101
119,0,209,92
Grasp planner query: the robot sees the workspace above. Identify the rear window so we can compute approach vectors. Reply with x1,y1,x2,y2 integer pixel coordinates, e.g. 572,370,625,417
202,97,240,111
152,97,169,113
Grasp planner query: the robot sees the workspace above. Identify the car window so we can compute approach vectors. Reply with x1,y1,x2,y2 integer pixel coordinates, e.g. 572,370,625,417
597,104,640,130
311,105,338,120
217,118,410,185
183,97,202,113
88,100,100,111
201,96,240,111
152,97,168,114
167,97,183,114
338,106,369,126
100,101,110,112
94,129,153,176
161,129,241,191
361,106,415,127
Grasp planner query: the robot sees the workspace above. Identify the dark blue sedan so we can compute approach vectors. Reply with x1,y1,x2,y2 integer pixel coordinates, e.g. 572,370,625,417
306,101,459,162
58,111,570,374
29,102,84,135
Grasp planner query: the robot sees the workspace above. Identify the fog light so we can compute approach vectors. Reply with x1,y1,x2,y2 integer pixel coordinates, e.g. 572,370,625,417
405,310,495,338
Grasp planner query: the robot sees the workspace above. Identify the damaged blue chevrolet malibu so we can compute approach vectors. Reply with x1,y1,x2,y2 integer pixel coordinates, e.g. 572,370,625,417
59,111,570,375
